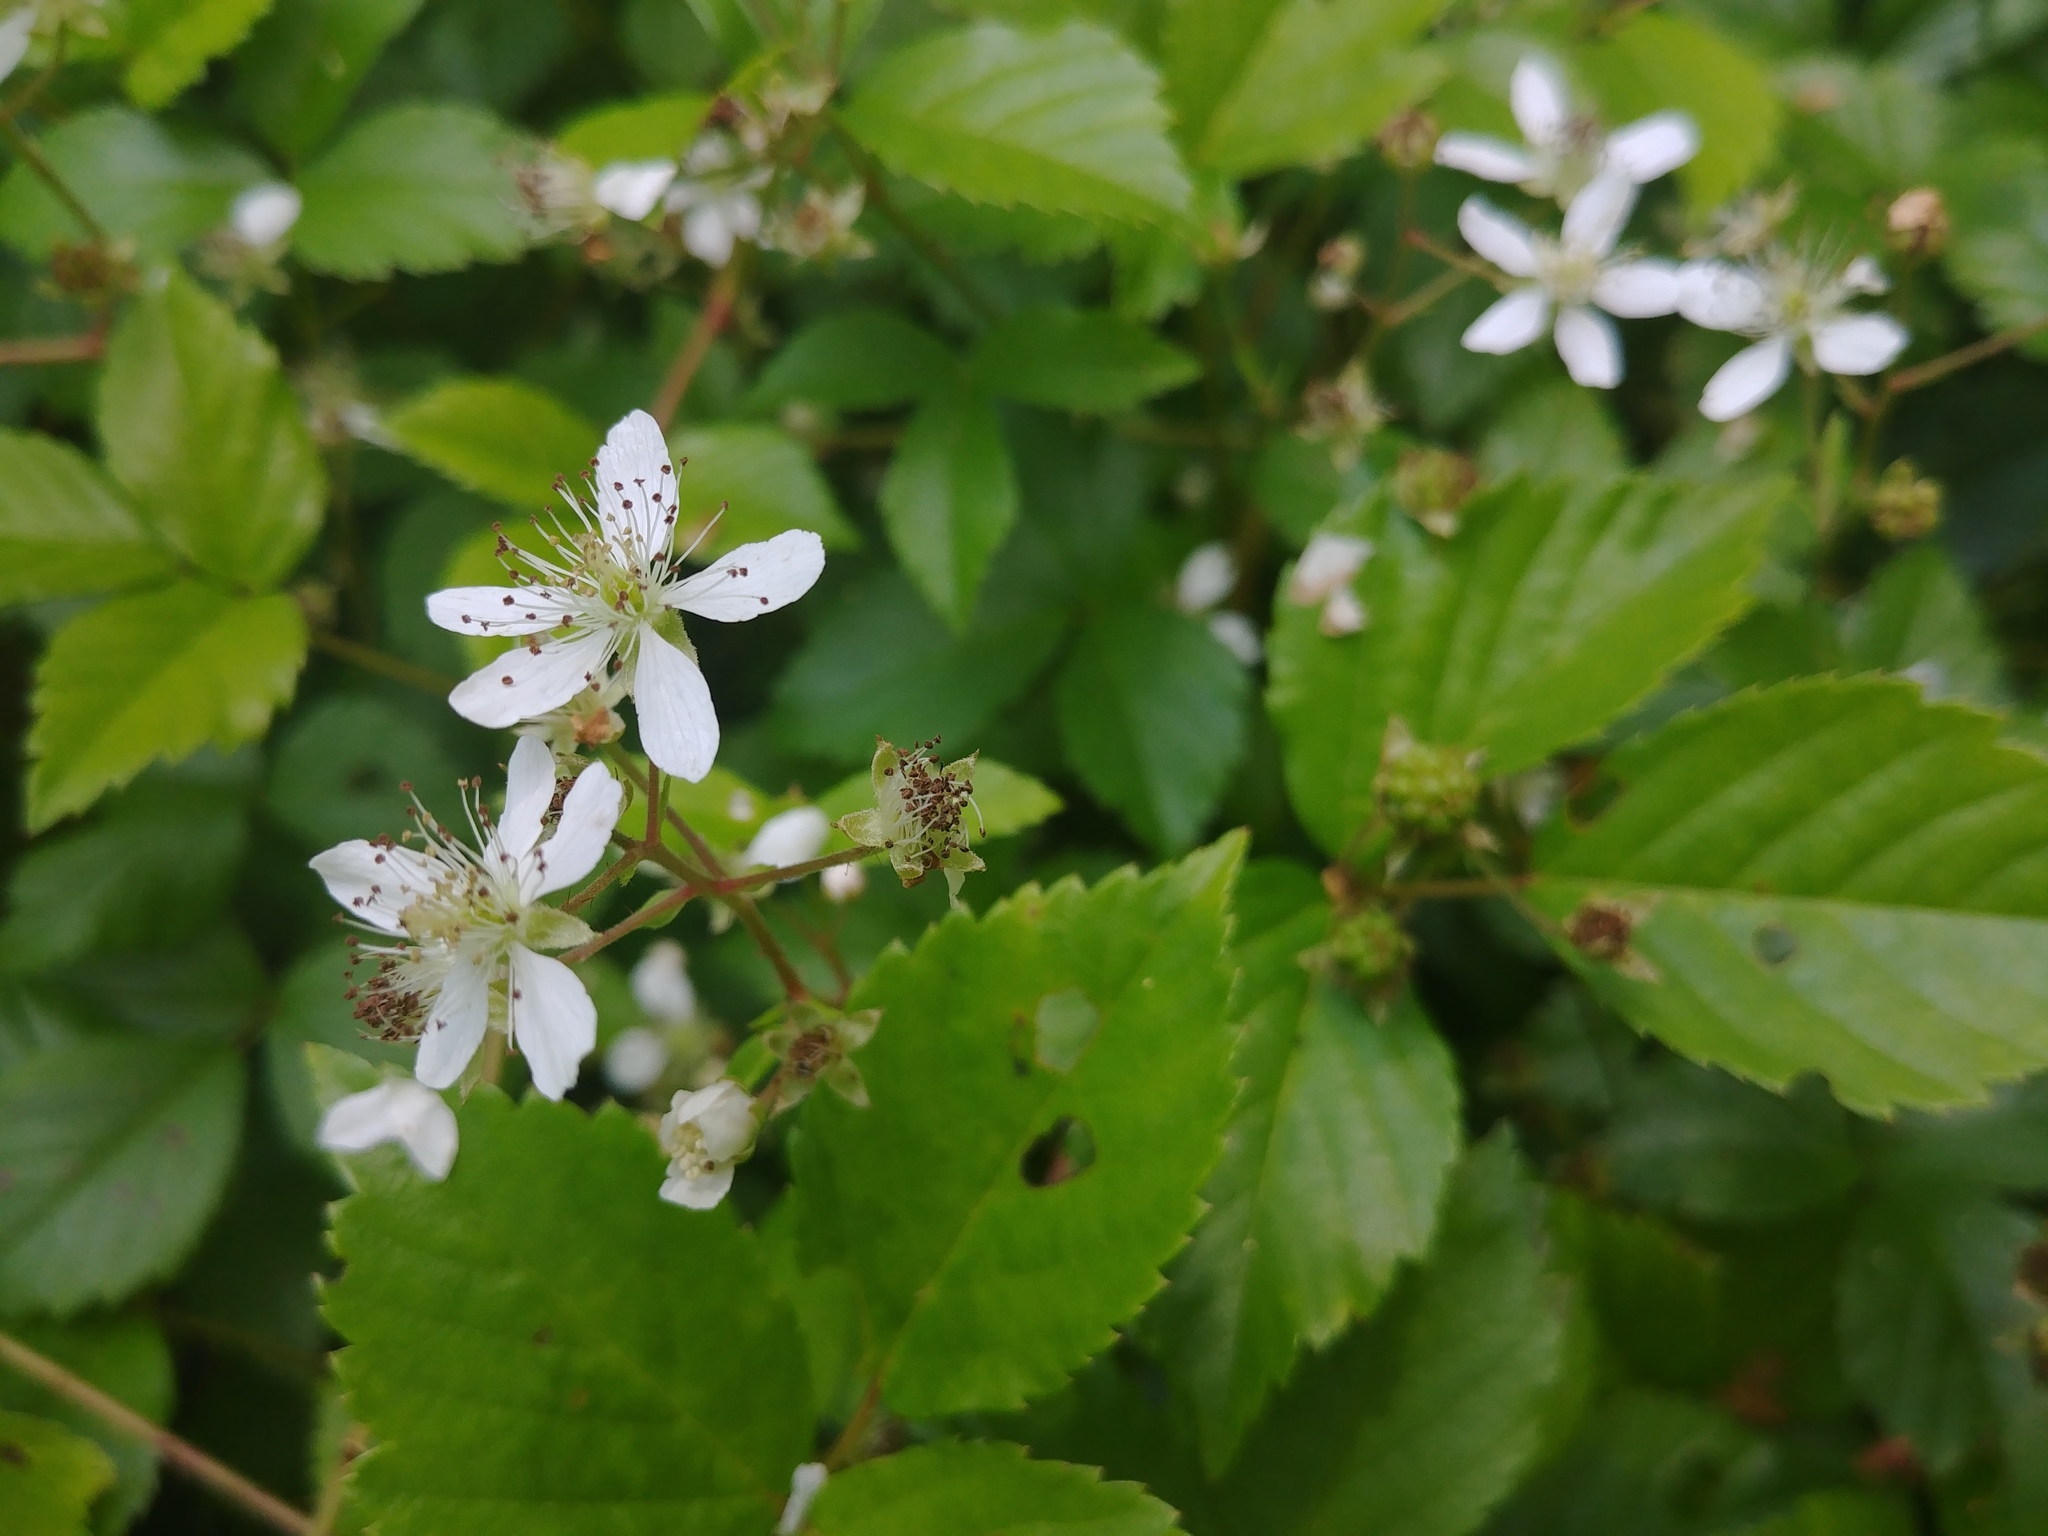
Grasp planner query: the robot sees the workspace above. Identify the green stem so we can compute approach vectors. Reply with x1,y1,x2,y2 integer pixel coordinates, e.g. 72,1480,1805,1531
0,117,105,243
651,252,746,430
1884,313,2048,395
308,631,454,696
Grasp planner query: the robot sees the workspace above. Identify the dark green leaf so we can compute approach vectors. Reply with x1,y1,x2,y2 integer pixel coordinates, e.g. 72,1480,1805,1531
1939,136,2048,349
811,1442,1179,1536
973,307,1199,412
747,310,959,412
879,392,1019,631
0,429,171,607
1841,544,2006,708
265,694,458,848
668,422,860,554
234,0,428,159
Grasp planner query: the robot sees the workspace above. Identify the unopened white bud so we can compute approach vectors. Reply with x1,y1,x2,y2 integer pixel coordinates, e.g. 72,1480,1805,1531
604,1026,670,1095
821,861,867,903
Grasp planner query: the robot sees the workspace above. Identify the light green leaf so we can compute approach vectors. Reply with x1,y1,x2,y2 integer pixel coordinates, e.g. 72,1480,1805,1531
0,1314,175,1531
842,20,1192,226
234,0,428,159
811,1442,1179,1536
27,582,307,830
0,1413,116,1536
973,306,1199,412
295,103,533,279
326,1092,813,1536
1268,474,1780,854
793,837,1244,1417
879,392,1018,631
1149,863,1463,1472
0,107,265,260
382,377,598,511
123,0,277,109
1841,545,2006,708
0,1036,245,1314
1206,1136,1572,1536
1738,1491,1916,1536
668,422,860,554
0,429,172,607
747,310,960,411
1936,135,2048,354
557,92,712,164
1531,677,2048,1113
98,271,327,590
1192,0,1447,177
1057,607,1249,853
1479,380,1628,486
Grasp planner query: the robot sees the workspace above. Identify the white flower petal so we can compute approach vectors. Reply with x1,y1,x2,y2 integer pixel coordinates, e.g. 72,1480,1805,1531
591,158,677,221
743,805,830,871
426,585,579,638
1677,261,1771,331
230,182,302,247
526,760,623,898
415,953,493,1090
1174,541,1237,614
684,204,739,267
633,627,720,782
661,1163,734,1209
1457,197,1539,277
1287,532,1373,605
309,841,440,934
1592,259,1680,318
1842,255,1890,296
508,944,596,1101
669,1080,756,1160
1319,586,1368,637
1602,112,1698,183
594,409,677,565
1554,306,1623,388
1462,287,1551,354
317,1080,458,1181
631,939,696,1024
1207,610,1263,668
448,627,614,730
1433,133,1538,184
1510,55,1571,147
605,1026,671,1094
779,1465,829,1536
0,8,33,83
1811,313,1908,376
1561,174,1636,258
499,733,557,861
1700,334,1794,421
667,529,826,622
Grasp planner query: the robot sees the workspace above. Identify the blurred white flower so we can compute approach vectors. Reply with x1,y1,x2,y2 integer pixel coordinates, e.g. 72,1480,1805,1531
0,9,32,81
1457,179,1679,388
743,805,829,871
317,1078,459,1181
230,182,302,250
658,1079,757,1209
820,860,867,904
604,1025,671,1095
665,133,769,267
592,158,679,221
1287,531,1374,637
631,938,697,1025
1207,610,1264,667
1678,253,1907,420
1435,54,1697,205
778,1463,828,1535
309,736,620,1100
1173,543,1260,666
427,409,825,782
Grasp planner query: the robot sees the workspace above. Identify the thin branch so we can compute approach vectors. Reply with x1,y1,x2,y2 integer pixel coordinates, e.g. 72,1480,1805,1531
824,1376,884,1471
1884,314,2048,395
1371,267,1471,332
1383,875,1529,900
567,845,641,913
0,328,103,367
650,254,746,430
561,882,695,963
1402,229,1509,289
0,1330,314,1536
0,118,106,243
309,631,455,695
0,29,67,129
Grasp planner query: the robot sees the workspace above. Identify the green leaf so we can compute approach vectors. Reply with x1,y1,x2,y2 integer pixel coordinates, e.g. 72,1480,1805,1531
792,837,1244,1417
265,693,460,848
557,92,713,164
972,307,1199,413
1842,545,2007,707
1531,677,2048,1113
98,271,327,590
811,1442,1179,1536
0,1413,116,1536
668,422,860,554
234,0,428,159
1190,0,1447,177
1205,1136,1572,1536
771,570,1065,764
0,1036,245,1314
879,392,1019,631
1057,607,1250,853
1268,474,1780,854
842,20,1192,226
295,103,532,279
27,582,307,831
326,1091,813,1535
123,0,277,109
747,310,960,412
0,107,265,260
383,377,598,510
1148,862,1463,1471
1838,1187,2041,1473
0,429,172,607
0,1314,175,1531
1739,1491,1917,1536
1939,136,2048,347
1548,1191,1729,1393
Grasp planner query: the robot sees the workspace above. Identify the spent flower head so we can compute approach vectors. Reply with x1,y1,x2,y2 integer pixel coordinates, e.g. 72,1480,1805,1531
762,1001,881,1109
838,737,984,903
1870,460,1942,541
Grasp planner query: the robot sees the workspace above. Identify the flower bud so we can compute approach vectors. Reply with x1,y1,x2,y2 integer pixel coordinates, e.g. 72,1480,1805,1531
1374,718,1481,837
1377,109,1440,172
1325,905,1414,988
1870,459,1941,541
1309,234,1365,311
1394,448,1477,539
820,860,867,903
1886,187,1949,259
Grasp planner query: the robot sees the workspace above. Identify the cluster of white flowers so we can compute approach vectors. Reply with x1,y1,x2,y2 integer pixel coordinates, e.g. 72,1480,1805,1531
1441,55,1907,417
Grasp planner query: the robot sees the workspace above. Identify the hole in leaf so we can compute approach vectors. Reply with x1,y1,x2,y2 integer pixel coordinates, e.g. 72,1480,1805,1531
1033,989,1099,1074
1751,923,1798,966
1021,1116,1097,1187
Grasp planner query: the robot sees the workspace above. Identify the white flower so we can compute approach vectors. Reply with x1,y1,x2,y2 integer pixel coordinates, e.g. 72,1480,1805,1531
592,158,678,222
1207,611,1264,667
0,8,35,81
664,133,768,267
1287,531,1373,637
230,182,302,249
630,938,696,1025
1678,252,1908,421
1434,54,1697,204
778,1463,828,1535
1457,179,1678,389
1174,542,1237,614
604,1026,671,1095
317,1078,458,1181
743,805,829,871
658,1079,757,1209
820,860,867,903
309,736,622,1100
428,409,826,782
